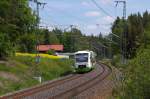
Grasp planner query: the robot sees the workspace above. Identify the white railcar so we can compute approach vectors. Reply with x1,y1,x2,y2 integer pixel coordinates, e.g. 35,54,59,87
74,51,96,71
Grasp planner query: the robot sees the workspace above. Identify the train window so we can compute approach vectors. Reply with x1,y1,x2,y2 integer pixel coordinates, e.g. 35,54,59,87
75,53,88,62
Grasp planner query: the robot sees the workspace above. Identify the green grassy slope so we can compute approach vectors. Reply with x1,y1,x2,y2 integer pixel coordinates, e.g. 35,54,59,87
0,56,73,95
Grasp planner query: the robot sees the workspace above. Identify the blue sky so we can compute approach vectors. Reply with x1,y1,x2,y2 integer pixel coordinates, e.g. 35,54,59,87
30,0,150,36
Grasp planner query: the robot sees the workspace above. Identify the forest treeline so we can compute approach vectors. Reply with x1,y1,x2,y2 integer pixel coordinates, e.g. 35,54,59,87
112,11,150,99
1,0,150,60
112,11,150,59
0,0,110,59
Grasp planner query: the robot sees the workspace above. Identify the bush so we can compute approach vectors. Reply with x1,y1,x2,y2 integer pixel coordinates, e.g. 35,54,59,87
119,48,150,99
0,56,74,95
0,32,14,60
46,50,55,55
18,33,36,53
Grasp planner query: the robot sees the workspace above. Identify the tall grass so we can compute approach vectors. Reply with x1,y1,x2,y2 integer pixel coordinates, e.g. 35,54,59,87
0,56,73,95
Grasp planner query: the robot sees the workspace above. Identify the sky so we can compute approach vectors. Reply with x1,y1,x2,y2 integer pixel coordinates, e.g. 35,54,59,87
30,0,150,36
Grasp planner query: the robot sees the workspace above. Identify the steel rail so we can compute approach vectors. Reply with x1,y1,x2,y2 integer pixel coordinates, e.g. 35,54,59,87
0,74,82,99
51,62,112,99
0,62,112,99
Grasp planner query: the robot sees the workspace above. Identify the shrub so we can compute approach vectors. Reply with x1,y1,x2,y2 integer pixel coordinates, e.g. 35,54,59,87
119,48,150,99
46,50,55,55
0,32,14,60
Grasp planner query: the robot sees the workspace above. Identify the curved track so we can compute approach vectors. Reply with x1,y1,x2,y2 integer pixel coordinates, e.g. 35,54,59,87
0,75,82,99
52,63,112,99
0,62,112,99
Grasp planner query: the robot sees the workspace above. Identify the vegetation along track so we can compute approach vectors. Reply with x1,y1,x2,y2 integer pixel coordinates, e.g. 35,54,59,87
0,74,82,99
0,62,112,99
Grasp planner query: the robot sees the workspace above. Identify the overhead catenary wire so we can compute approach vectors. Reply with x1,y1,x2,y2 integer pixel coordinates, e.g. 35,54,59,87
91,0,114,19
35,1,113,31
30,0,113,35
45,5,89,24
45,5,112,26
40,6,88,30
30,1,102,26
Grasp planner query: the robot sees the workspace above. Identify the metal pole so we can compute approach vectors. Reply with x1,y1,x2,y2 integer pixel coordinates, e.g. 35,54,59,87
36,1,40,63
70,25,74,52
123,1,127,64
115,0,126,64
32,0,46,63
115,2,127,97
103,47,106,59
109,35,112,59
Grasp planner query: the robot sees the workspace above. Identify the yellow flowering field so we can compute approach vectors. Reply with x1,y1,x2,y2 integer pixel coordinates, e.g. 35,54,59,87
16,53,63,59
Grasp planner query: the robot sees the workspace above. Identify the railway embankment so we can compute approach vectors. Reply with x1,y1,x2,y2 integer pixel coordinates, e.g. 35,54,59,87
1,62,120,99
0,55,73,96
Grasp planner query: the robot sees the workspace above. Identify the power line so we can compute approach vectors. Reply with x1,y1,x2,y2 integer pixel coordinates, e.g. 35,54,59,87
30,1,113,36
45,5,88,24
91,0,114,19
45,5,113,26
35,2,113,35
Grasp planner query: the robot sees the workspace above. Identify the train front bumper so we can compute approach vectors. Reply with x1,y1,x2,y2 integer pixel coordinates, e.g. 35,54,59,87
75,62,89,68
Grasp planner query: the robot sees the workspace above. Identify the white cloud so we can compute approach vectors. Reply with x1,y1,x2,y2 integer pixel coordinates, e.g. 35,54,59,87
47,26,54,31
87,25,97,30
82,24,110,36
96,16,114,25
90,16,114,35
103,16,114,23
81,1,90,6
100,0,112,5
85,11,101,17
147,9,150,13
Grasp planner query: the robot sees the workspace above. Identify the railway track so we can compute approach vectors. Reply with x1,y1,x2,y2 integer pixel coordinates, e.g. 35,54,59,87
0,74,82,99
52,63,112,99
0,62,112,99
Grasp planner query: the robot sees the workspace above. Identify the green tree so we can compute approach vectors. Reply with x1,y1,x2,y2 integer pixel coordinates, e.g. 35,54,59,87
0,32,14,59
121,48,150,99
111,17,124,55
63,32,72,52
126,13,144,58
43,29,51,44
18,33,36,53
0,0,37,56
53,28,63,44
49,31,60,44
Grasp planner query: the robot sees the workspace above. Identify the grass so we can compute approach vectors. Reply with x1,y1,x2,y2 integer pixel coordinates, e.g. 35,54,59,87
0,55,74,95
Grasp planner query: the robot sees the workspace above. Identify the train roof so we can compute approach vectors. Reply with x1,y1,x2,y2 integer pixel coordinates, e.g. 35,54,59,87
75,51,93,54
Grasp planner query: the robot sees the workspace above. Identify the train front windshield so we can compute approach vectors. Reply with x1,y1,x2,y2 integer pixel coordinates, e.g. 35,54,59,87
75,53,88,62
